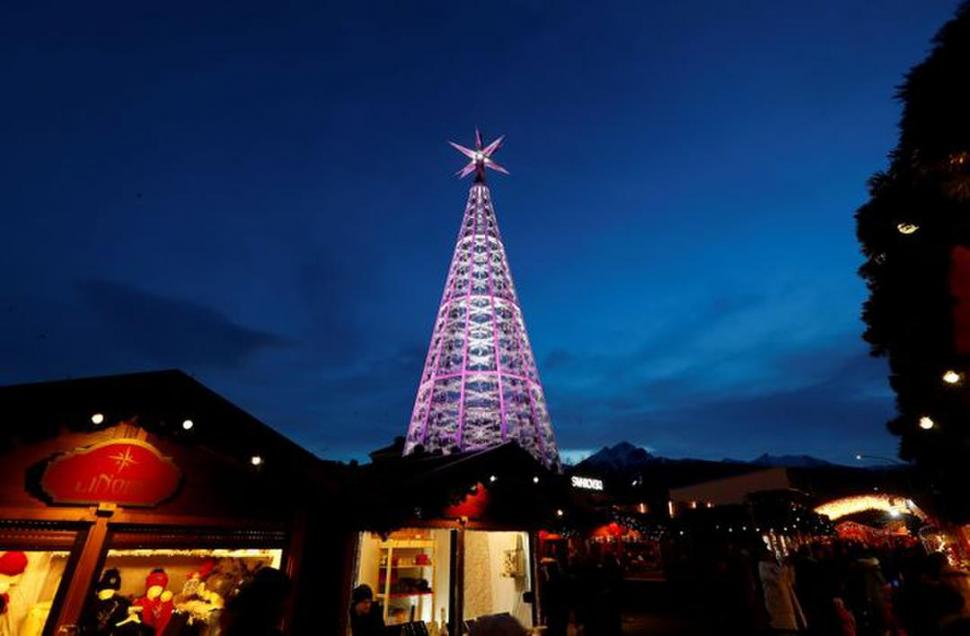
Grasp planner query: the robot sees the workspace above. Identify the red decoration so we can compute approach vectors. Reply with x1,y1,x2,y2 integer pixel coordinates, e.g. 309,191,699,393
591,522,626,538
443,483,490,519
0,552,27,577
133,595,174,634
950,246,970,354
40,439,181,507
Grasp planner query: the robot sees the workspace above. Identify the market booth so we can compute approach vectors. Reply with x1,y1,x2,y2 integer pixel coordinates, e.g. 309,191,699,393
349,441,569,635
0,370,351,636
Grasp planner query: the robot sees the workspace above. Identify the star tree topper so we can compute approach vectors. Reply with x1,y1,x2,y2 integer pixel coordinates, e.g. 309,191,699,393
449,129,509,182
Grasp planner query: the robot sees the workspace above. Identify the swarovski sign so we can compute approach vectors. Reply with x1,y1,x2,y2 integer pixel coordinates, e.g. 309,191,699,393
570,475,604,491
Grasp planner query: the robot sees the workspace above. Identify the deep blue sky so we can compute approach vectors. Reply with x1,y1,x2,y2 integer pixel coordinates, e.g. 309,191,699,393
1,1,962,464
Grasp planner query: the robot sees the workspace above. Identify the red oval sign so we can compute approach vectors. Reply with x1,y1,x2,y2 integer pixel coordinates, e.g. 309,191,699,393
40,439,181,507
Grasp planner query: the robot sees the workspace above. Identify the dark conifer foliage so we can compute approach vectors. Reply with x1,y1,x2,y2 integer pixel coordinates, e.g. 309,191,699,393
857,2,970,521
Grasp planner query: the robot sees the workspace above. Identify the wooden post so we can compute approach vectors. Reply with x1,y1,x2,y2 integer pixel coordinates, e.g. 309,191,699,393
449,522,465,635
281,509,307,634
52,512,110,634
529,530,540,628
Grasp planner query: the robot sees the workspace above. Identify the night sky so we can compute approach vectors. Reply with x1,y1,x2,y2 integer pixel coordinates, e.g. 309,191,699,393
2,2,962,465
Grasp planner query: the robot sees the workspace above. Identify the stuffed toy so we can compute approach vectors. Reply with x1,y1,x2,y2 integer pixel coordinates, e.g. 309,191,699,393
0,552,28,615
81,568,131,634
133,568,174,634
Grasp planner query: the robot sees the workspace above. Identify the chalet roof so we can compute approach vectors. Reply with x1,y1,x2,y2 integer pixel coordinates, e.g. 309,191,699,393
0,369,343,486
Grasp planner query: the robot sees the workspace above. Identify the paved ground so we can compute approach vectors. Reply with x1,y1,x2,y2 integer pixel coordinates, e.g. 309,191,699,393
620,580,707,636
621,612,702,635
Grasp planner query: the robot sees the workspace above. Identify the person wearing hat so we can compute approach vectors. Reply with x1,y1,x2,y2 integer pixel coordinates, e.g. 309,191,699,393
349,584,385,636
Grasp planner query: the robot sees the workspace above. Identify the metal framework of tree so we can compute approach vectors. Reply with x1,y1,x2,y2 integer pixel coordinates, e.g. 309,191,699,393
856,2,970,521
403,131,560,470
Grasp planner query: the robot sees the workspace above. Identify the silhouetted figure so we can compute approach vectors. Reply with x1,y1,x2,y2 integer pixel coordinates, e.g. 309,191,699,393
758,550,806,633
220,567,291,636
898,552,966,636
587,554,623,636
845,551,889,636
795,545,840,635
349,584,386,636
539,560,569,636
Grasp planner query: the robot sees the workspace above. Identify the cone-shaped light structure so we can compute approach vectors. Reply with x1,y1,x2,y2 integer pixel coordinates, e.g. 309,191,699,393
403,132,560,469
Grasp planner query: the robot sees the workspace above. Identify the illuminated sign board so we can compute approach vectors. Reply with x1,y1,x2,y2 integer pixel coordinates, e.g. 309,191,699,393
570,475,604,491
40,439,181,507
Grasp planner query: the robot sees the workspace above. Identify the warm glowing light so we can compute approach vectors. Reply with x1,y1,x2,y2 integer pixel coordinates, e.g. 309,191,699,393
532,476,539,484
489,474,497,483
919,416,936,430
182,419,194,430
556,509,564,517
91,413,105,425
250,455,263,466
815,494,926,521
943,370,962,385
897,222,919,235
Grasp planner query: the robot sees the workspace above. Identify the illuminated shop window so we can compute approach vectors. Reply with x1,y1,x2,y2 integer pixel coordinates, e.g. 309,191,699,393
355,529,449,627
81,548,282,635
0,550,70,636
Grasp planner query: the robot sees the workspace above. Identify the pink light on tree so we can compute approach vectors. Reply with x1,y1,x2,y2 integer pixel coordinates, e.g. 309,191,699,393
403,131,560,469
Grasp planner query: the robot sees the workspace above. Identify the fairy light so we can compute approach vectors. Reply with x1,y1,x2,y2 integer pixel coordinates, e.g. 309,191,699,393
943,370,961,385
897,222,919,235
815,494,926,520
919,416,936,430
91,413,105,425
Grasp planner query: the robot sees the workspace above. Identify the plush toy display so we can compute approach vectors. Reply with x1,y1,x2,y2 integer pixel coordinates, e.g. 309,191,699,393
132,568,174,634
0,551,28,615
80,568,132,634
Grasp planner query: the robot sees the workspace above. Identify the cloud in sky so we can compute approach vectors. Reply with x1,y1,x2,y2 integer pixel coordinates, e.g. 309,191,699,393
78,280,287,369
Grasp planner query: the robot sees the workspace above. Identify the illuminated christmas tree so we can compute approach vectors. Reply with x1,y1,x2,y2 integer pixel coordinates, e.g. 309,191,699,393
857,3,970,520
403,131,560,469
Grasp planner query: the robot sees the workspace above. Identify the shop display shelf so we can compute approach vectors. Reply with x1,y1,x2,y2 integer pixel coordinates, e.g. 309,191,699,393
379,540,434,549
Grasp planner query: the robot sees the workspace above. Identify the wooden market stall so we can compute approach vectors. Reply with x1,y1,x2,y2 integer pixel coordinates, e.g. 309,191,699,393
347,441,571,635
0,370,353,636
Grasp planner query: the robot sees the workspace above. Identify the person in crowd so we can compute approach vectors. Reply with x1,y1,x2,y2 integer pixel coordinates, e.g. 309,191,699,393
469,613,529,636
566,547,597,634
844,549,889,636
539,560,569,636
603,553,625,636
794,545,830,635
349,584,386,636
832,597,857,636
586,553,623,636
901,551,967,636
220,567,291,636
758,549,807,633
711,541,766,633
